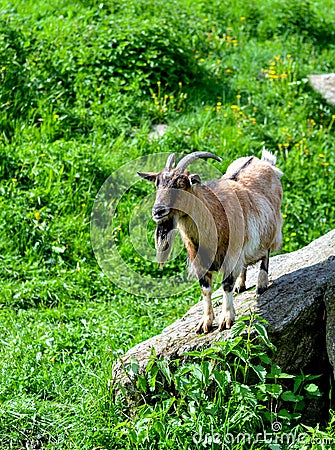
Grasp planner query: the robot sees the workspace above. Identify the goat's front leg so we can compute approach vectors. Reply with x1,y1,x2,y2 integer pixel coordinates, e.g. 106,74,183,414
196,273,214,334
219,272,236,331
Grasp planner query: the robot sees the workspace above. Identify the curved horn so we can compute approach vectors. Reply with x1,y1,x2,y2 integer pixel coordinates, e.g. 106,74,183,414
176,151,222,171
165,153,175,170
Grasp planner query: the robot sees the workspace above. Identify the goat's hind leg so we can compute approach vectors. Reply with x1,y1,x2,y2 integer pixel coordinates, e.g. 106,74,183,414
196,273,214,334
256,250,270,295
234,266,247,293
219,272,237,331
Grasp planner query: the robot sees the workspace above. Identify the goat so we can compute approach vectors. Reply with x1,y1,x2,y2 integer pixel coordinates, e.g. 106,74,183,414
138,150,283,333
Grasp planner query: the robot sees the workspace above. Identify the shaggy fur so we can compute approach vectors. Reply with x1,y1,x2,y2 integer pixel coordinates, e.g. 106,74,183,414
138,150,283,333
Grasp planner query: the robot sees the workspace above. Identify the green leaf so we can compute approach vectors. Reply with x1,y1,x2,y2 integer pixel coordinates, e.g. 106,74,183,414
157,359,172,385
254,322,274,349
127,356,140,378
212,370,228,390
136,375,147,393
281,391,304,402
252,364,267,382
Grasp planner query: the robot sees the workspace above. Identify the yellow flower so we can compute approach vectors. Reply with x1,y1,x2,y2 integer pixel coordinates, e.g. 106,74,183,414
291,232,296,237
12,178,17,183
285,237,290,242
240,16,246,21
34,212,41,220
53,114,59,119
225,69,233,73
321,161,329,167
231,105,239,110
282,214,287,218
318,153,325,158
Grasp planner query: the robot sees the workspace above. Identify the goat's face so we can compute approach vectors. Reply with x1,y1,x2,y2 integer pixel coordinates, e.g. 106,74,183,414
137,152,220,266
138,168,201,267
138,168,201,224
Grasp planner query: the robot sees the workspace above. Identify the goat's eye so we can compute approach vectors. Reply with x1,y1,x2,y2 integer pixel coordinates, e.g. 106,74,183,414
173,177,186,189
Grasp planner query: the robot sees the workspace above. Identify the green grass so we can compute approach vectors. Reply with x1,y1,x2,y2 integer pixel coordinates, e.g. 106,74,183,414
1,0,335,448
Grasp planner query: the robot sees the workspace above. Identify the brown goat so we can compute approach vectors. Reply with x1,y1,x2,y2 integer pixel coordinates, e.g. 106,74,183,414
138,150,283,333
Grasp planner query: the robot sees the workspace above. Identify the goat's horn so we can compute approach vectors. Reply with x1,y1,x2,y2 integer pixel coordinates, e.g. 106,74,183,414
176,151,222,170
165,153,175,170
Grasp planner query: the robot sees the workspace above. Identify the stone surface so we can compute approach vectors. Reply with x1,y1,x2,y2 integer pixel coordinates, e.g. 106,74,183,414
309,74,335,106
112,230,335,417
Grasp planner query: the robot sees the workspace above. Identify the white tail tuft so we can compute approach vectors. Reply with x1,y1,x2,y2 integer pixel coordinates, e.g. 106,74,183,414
261,148,283,177
261,148,276,166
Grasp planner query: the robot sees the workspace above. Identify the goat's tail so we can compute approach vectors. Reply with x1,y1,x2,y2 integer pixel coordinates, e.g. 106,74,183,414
261,148,283,177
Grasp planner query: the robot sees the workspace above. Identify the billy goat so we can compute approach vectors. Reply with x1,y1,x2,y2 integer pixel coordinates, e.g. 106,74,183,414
138,150,283,333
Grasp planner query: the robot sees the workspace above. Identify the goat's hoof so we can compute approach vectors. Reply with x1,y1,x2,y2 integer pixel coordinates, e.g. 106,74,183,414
234,285,246,294
196,315,213,334
218,313,235,331
256,285,267,295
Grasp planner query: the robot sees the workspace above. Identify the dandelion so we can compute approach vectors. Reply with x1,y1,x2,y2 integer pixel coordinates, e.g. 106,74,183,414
225,69,233,73
96,87,102,92
285,237,290,242
321,161,329,167
200,58,205,63
53,114,59,119
282,214,287,218
12,178,17,183
291,232,296,237
231,105,239,110
240,16,246,21
318,153,325,158
34,212,41,220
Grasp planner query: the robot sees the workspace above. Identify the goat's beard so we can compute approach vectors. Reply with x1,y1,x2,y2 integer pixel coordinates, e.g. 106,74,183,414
155,216,178,269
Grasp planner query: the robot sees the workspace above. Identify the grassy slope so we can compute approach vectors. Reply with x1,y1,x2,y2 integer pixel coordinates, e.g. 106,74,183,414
0,0,335,448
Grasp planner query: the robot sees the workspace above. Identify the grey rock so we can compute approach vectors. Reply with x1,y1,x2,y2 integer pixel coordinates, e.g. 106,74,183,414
112,230,335,417
309,74,335,106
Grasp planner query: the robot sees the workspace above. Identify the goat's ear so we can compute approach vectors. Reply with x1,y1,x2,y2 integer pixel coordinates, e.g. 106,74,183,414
189,173,201,185
137,172,158,183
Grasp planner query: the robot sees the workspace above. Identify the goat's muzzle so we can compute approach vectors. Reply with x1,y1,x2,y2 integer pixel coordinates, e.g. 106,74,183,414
152,204,171,223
